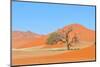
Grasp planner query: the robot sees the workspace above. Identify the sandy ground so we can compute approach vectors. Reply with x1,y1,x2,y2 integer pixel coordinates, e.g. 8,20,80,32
12,41,95,66
12,24,96,66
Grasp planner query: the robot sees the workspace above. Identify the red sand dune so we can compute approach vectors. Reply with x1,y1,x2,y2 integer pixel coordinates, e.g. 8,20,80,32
58,24,95,41
12,31,46,48
12,24,96,66
12,24,95,49
44,24,95,48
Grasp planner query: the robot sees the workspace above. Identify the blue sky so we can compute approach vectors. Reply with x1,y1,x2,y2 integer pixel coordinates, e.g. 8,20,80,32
12,1,96,34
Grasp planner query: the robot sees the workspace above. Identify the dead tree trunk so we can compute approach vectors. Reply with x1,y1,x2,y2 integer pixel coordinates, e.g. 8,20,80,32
67,43,70,50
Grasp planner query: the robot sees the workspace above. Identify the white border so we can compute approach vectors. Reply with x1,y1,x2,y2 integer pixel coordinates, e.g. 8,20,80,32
19,0,96,5
0,0,10,67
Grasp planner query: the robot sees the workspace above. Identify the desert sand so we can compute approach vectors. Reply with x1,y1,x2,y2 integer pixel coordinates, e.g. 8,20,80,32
12,24,96,66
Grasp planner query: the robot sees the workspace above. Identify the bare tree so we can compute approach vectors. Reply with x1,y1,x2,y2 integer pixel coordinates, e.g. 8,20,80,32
62,28,73,50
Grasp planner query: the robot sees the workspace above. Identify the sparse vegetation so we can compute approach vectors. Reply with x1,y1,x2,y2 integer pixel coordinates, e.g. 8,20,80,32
46,32,61,45
46,27,79,50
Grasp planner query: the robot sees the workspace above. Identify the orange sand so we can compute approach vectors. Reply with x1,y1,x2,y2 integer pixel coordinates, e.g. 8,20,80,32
12,45,95,66
12,24,96,66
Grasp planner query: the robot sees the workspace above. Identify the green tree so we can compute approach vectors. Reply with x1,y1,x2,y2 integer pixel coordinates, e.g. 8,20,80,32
46,32,62,45
46,27,79,50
